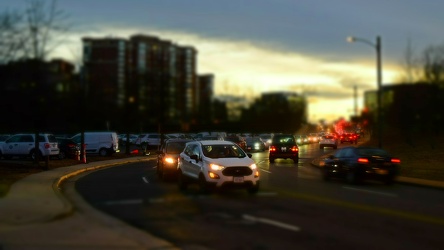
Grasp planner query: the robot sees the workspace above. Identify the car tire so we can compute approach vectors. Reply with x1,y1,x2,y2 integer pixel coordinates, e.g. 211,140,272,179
99,148,108,157
30,149,42,161
178,170,188,191
58,151,66,160
247,184,259,195
346,171,359,184
322,168,331,181
199,174,212,194
293,157,298,163
269,157,275,163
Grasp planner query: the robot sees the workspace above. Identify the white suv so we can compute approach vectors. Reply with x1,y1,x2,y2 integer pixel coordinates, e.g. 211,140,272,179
0,133,59,160
177,140,260,194
319,134,338,149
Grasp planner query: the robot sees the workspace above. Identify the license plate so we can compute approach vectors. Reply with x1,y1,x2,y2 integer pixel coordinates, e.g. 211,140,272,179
233,177,244,183
376,169,388,175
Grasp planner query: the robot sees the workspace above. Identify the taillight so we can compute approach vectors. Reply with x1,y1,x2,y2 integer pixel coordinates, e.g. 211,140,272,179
67,143,76,148
357,158,369,163
44,143,50,149
291,146,299,152
391,158,401,164
269,146,276,152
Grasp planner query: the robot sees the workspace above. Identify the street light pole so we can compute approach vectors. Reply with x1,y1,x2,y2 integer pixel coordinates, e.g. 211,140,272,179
347,35,383,148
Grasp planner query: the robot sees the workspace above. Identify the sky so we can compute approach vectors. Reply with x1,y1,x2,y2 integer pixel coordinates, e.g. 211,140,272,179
2,0,443,123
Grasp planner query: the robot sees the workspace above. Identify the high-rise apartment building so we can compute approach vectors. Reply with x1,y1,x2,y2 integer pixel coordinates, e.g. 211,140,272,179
81,34,205,131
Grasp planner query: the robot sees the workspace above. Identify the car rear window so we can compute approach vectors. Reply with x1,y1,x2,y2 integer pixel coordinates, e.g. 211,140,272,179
272,136,295,144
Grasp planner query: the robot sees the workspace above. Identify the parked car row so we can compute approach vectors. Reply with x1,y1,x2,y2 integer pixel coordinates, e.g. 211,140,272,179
0,131,120,160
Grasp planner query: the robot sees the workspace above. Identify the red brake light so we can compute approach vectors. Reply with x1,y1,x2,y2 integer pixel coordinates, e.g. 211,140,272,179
291,146,299,152
269,146,276,152
44,143,50,149
391,158,401,164
357,158,369,163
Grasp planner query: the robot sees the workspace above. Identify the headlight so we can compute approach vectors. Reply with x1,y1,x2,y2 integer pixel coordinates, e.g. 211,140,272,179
210,163,225,171
164,157,175,164
250,163,257,170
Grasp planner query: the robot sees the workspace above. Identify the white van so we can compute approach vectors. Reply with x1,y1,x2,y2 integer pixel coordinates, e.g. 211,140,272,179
71,132,119,156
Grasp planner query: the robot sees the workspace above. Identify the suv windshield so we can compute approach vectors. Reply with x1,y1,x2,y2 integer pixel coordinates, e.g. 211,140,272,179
166,142,187,154
202,144,246,158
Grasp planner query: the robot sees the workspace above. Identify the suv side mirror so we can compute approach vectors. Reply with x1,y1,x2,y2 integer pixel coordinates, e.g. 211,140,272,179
190,154,199,162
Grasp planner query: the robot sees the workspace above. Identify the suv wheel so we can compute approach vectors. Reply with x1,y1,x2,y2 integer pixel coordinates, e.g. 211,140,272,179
30,149,42,161
247,184,259,195
269,157,275,163
99,148,108,157
199,174,212,194
178,170,188,191
58,151,66,160
293,157,298,163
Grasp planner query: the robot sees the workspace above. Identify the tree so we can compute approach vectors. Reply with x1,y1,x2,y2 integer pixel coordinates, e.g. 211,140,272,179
397,38,424,84
422,43,444,88
0,0,71,167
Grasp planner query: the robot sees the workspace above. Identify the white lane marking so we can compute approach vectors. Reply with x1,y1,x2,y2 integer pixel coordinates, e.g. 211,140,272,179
242,214,301,232
260,169,272,174
256,192,278,196
103,199,143,206
342,186,398,197
142,176,149,183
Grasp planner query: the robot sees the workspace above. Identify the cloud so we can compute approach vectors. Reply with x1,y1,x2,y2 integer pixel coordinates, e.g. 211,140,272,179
50,24,400,122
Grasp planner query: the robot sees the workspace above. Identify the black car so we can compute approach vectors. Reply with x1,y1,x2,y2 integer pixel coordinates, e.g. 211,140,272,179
245,137,266,152
156,138,194,180
57,138,80,160
322,146,400,184
269,134,299,163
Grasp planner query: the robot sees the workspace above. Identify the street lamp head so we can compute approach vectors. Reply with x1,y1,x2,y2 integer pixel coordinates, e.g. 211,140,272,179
347,36,356,43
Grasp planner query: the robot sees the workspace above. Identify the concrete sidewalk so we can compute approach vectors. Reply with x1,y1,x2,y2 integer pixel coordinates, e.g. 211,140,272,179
0,156,179,250
0,154,443,250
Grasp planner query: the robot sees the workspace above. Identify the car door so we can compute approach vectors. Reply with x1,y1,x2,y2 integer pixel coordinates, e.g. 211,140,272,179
17,135,35,155
180,144,201,179
187,144,203,178
2,135,22,155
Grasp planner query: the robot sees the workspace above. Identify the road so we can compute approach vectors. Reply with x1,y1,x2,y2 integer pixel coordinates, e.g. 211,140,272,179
75,142,444,249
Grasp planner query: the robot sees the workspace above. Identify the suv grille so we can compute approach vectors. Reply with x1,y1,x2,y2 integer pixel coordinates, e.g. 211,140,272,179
222,167,253,177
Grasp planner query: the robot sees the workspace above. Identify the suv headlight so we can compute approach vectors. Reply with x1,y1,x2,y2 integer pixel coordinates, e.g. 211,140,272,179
250,163,257,169
210,163,225,171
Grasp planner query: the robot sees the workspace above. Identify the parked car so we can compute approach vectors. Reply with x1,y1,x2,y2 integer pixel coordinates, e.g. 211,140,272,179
156,138,194,180
177,140,260,194
0,133,59,160
258,133,272,148
245,137,266,152
0,134,11,142
269,134,299,163
319,134,338,149
71,132,119,156
322,146,401,184
134,133,166,148
57,138,80,160
223,135,247,150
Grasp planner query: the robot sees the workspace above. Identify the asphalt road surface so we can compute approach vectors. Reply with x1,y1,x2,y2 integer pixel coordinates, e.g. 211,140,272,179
75,142,444,249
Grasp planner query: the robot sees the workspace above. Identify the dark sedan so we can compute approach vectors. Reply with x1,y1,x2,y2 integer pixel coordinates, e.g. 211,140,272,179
57,138,80,160
156,138,194,180
322,146,400,184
